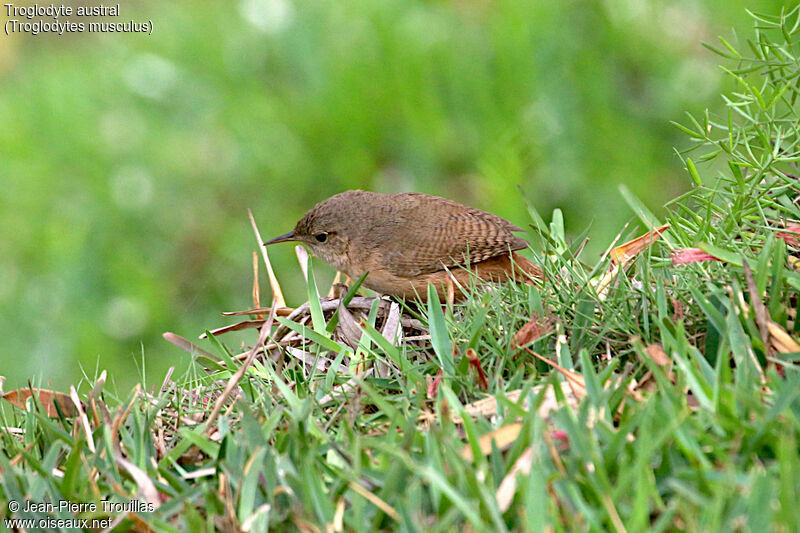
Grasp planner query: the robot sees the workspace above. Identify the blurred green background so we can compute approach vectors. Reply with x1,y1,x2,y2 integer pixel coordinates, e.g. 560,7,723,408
0,0,788,391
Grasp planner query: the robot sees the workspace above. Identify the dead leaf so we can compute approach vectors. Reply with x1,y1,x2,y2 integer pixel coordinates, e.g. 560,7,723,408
427,370,443,399
670,247,722,266
466,348,488,390
610,223,670,266
377,301,402,378
512,314,554,349
776,223,800,247
644,343,670,366
336,299,364,348
380,301,402,346
3,387,78,417
596,223,669,298
767,321,800,354
249,209,286,308
635,342,675,396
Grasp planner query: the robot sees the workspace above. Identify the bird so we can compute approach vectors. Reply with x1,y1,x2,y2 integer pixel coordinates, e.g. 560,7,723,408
264,190,543,301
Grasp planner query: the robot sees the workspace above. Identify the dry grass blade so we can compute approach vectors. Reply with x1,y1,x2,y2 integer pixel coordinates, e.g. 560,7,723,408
743,260,770,352
460,422,523,461
198,320,265,339
223,297,424,339
332,498,345,532
212,295,428,380
252,251,261,313
328,271,342,298
286,346,342,373
248,208,286,308
217,473,239,532
445,276,455,307
222,307,295,317
110,384,140,456
115,455,161,509
450,385,579,426
241,503,272,531
90,370,107,399
204,302,278,435
729,289,767,379
452,389,522,423
182,467,216,480
731,286,799,358
162,332,222,362
524,348,586,398
296,244,310,282
348,480,401,522
70,385,95,453
88,370,107,427
496,447,534,512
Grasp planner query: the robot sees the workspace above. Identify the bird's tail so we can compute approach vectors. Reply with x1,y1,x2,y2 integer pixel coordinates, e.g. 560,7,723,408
510,252,545,283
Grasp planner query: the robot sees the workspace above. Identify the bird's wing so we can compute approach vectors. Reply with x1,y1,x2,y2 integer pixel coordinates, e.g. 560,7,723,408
378,201,528,277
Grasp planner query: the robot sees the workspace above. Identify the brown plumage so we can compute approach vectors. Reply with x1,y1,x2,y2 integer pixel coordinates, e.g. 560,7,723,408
265,190,543,300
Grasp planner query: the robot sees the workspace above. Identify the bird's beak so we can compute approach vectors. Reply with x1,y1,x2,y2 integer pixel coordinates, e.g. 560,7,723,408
264,230,296,246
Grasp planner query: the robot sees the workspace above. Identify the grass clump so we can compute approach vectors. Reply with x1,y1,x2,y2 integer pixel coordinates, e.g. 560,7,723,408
3,8,800,532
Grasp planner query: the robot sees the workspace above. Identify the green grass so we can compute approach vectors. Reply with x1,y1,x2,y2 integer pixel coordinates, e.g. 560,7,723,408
3,7,800,532
0,0,789,390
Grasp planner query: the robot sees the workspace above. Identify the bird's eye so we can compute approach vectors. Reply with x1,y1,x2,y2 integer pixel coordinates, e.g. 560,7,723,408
314,233,328,243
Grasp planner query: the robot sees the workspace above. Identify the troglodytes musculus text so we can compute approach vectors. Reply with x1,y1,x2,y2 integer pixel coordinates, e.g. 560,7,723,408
264,190,543,301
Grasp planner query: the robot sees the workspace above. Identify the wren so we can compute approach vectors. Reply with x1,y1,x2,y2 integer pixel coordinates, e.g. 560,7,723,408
264,190,543,301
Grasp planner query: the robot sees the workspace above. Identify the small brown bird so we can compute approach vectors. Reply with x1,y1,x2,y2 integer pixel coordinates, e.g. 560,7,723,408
265,190,542,301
